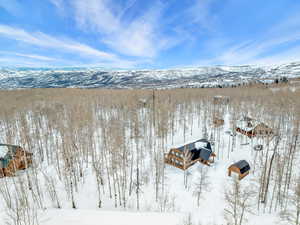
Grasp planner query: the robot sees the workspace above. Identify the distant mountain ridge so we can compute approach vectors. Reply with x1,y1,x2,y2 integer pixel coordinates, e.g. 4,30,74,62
0,62,300,89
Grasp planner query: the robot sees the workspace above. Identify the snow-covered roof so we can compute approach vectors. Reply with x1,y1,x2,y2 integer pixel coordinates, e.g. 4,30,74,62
0,145,8,158
176,139,212,152
195,141,207,149
236,116,262,131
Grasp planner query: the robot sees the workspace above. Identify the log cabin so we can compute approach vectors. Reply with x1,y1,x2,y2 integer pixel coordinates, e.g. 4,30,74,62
235,116,273,138
0,144,33,178
164,139,216,170
228,160,250,180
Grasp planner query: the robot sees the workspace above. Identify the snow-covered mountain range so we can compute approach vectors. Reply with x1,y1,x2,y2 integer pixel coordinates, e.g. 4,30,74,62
0,62,300,89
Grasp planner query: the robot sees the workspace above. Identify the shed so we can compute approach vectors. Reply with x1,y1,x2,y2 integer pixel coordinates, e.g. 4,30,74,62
164,139,216,170
0,144,33,178
228,160,250,180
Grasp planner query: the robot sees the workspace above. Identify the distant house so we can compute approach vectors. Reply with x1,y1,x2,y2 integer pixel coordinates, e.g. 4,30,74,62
228,160,250,180
164,139,216,170
235,116,273,138
0,144,33,178
213,96,230,105
213,117,224,127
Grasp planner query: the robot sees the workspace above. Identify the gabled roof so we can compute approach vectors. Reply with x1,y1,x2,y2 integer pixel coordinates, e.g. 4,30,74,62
232,160,250,174
233,160,249,169
177,139,211,152
175,139,213,161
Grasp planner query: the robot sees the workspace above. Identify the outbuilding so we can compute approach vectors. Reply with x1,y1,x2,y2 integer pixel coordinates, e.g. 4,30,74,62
228,160,250,180
0,144,33,178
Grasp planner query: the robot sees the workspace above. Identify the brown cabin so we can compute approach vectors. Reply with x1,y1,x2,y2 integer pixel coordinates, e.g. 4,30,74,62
0,144,33,178
236,117,273,138
164,139,216,170
228,160,250,180
213,117,224,127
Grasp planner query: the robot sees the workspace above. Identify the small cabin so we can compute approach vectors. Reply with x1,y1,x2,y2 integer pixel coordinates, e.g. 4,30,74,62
235,116,273,138
213,117,224,127
228,160,250,180
0,144,33,178
164,139,216,170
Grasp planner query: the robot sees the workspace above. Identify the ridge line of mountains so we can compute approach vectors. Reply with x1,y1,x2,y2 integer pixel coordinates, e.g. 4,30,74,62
0,62,299,89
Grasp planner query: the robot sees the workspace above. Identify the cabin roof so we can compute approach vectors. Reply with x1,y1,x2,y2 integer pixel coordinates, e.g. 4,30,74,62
177,139,211,152
233,160,249,169
236,116,272,132
199,148,212,161
175,139,213,161
0,144,20,169
231,160,250,174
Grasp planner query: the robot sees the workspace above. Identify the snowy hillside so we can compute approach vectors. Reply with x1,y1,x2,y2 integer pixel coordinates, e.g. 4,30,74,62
0,88,299,225
0,62,300,89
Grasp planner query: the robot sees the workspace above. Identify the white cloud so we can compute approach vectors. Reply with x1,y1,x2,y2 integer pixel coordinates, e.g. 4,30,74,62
0,57,52,67
0,24,117,60
14,53,56,61
72,0,120,34
247,46,300,65
0,51,56,61
64,0,175,58
49,0,65,15
0,24,144,68
195,13,300,66
49,0,64,9
188,0,218,32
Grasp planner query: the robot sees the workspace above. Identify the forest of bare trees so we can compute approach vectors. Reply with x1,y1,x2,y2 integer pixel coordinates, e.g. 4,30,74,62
0,85,299,225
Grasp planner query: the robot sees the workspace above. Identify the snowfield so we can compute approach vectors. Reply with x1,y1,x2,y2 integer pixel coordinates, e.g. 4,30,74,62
40,210,182,225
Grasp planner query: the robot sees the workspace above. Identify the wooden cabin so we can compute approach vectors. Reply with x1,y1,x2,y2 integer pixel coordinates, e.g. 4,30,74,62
252,123,274,137
0,144,33,178
228,160,250,180
213,117,224,127
164,139,216,170
213,96,230,105
235,116,273,138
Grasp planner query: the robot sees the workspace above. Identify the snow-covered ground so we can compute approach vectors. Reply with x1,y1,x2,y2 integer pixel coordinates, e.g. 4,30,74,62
0,90,298,225
39,209,182,225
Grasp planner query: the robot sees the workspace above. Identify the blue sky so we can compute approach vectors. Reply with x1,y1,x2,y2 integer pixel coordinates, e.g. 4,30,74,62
0,0,300,68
